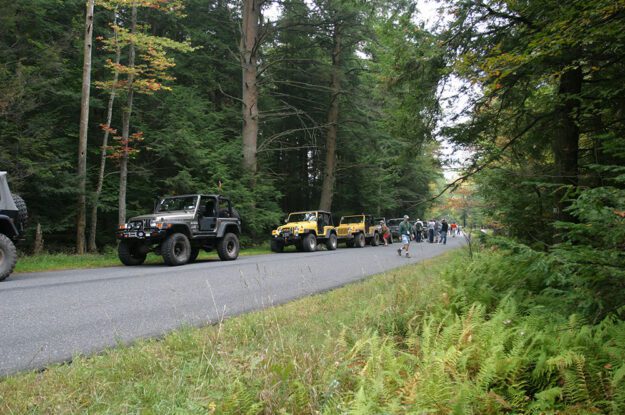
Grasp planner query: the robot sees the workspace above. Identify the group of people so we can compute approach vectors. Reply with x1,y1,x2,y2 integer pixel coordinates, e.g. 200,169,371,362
378,216,462,258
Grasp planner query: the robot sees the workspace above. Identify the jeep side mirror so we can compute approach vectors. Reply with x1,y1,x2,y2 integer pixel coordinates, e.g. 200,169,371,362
284,218,288,223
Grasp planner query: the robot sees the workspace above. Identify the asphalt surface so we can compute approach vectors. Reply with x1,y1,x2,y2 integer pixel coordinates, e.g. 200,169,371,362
0,237,463,376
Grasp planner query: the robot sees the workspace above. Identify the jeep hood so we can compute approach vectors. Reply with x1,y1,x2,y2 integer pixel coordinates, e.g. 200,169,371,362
278,221,314,230
0,172,18,211
127,212,195,222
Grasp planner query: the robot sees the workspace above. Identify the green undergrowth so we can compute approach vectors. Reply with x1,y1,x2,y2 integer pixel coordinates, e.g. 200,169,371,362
2,246,624,414
13,245,271,274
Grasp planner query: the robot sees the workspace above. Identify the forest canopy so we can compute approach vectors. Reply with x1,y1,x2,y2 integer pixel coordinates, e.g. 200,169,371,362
0,0,444,249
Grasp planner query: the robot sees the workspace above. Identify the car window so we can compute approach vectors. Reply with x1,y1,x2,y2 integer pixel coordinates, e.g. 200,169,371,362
156,196,198,213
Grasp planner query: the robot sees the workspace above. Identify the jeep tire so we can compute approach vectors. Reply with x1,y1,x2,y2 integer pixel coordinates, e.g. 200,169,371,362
270,239,284,253
371,232,380,246
353,232,366,248
162,233,191,266
217,232,239,261
118,240,147,266
0,234,17,281
188,247,200,263
325,233,338,251
302,233,317,252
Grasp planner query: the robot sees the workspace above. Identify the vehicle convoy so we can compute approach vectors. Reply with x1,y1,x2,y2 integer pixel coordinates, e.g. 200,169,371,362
117,194,241,266
336,214,381,247
271,210,338,252
0,172,28,281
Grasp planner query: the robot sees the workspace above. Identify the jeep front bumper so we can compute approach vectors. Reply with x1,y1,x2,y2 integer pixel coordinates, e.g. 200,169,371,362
272,230,305,245
116,228,166,241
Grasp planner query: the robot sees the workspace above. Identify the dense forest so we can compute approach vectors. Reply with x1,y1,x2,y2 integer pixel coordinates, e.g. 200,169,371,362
1,0,443,251
1,0,623,303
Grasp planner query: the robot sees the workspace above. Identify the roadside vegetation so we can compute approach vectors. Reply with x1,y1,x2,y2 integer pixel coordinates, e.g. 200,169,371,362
13,245,272,274
2,242,623,414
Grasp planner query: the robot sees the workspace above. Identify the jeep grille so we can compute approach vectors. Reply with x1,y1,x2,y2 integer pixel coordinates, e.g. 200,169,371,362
337,228,349,236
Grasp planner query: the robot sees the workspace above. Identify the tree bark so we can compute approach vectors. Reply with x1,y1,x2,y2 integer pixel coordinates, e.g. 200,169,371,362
118,4,137,225
76,0,95,254
240,0,261,176
319,23,342,211
34,223,44,255
89,36,121,252
552,65,582,222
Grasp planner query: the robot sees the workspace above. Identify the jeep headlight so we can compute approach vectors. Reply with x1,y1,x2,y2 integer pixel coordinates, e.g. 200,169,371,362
151,220,171,229
118,223,128,230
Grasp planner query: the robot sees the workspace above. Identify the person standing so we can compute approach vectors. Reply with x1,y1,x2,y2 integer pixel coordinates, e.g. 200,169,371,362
427,219,435,243
434,220,441,243
440,219,449,245
397,215,412,257
413,218,423,243
380,220,391,246
450,222,457,237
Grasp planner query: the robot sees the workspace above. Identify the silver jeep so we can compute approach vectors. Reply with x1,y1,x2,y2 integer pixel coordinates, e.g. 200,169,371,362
116,194,242,266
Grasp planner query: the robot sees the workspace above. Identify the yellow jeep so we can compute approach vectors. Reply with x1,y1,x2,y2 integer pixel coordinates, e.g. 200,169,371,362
271,210,338,252
336,214,381,248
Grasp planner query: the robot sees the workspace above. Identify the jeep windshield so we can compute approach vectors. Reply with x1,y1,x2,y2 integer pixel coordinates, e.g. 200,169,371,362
156,196,198,213
340,216,364,224
387,219,402,226
287,212,317,222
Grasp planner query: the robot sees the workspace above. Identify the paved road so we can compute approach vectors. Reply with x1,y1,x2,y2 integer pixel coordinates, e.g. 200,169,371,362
0,238,463,376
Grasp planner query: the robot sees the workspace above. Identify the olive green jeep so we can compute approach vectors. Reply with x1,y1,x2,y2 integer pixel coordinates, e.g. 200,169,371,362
270,211,337,252
336,214,380,248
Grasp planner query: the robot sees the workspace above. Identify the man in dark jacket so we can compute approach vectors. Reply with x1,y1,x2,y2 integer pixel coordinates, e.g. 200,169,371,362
440,219,449,245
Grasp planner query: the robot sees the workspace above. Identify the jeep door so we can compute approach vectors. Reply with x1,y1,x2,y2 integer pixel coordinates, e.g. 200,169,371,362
199,196,217,232
318,212,332,236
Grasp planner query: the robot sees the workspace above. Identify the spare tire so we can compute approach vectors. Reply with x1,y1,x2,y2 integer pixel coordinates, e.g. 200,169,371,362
11,194,28,231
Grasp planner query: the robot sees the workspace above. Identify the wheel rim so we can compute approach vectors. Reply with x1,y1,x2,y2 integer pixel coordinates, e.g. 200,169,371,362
0,248,4,264
309,236,316,249
174,240,186,257
227,240,236,254
332,236,337,248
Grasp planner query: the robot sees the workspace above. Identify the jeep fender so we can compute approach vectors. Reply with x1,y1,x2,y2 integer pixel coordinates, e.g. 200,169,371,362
166,224,192,239
217,223,240,238
0,215,18,239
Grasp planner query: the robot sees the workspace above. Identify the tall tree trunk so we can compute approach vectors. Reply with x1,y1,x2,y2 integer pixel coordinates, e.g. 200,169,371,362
319,24,342,211
89,38,121,252
552,65,582,222
118,4,137,225
76,0,95,254
240,0,261,176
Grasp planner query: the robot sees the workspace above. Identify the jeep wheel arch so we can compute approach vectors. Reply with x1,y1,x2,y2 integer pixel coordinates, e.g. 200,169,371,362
0,217,19,239
167,224,192,239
